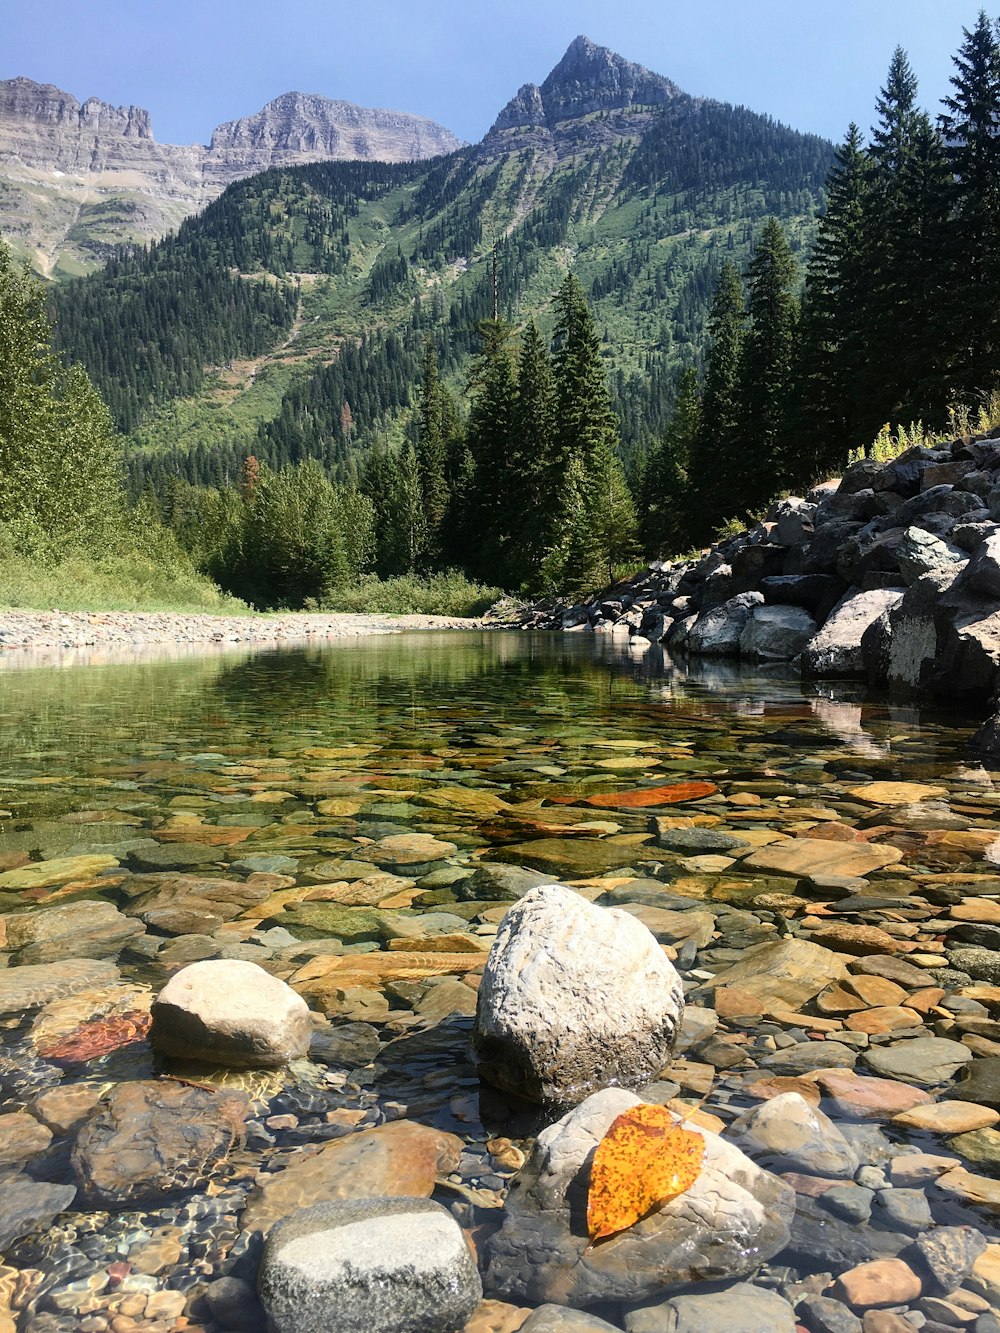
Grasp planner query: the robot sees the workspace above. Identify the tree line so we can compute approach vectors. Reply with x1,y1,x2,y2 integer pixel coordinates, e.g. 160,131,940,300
641,12,1000,549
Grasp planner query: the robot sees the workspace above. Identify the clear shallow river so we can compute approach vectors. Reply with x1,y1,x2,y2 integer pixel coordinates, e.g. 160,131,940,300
0,632,997,1331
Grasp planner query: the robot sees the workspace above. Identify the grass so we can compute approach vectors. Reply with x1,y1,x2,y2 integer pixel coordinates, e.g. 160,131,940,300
321,572,502,617
847,391,1000,466
0,550,249,614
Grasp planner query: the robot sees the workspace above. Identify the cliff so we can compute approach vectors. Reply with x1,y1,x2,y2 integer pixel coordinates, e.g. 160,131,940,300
0,77,461,276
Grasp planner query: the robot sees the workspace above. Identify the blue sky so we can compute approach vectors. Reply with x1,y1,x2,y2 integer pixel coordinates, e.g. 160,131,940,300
3,0,992,147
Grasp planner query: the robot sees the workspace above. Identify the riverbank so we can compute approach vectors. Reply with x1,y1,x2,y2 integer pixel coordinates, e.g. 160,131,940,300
0,609,484,662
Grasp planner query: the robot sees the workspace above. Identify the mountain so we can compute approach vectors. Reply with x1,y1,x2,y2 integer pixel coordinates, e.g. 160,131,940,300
50,38,834,483
0,76,462,277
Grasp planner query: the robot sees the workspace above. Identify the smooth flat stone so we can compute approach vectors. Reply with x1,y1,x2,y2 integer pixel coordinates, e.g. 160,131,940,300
741,839,903,880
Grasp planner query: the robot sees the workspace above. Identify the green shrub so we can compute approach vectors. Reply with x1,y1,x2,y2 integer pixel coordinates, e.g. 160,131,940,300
322,571,501,617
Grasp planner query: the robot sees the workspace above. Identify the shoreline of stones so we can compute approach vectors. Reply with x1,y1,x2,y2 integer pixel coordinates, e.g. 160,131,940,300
506,428,1000,755
0,610,484,664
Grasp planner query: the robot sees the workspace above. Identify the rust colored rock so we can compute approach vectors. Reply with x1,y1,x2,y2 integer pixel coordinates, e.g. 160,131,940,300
810,924,907,956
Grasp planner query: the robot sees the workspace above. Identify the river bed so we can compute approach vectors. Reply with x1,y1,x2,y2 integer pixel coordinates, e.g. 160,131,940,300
0,632,997,1331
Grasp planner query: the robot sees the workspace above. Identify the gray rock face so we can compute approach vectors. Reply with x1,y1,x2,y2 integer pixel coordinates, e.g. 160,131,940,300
0,1176,76,1250
257,1197,482,1333
730,1092,861,1179
801,588,904,677
483,1088,795,1307
688,592,764,658
474,884,684,1104
150,959,313,1068
739,604,817,660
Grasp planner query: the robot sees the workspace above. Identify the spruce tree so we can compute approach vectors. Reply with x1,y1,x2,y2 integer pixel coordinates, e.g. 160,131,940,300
741,219,799,509
940,10,1000,399
689,261,746,539
640,366,700,555
508,320,558,589
414,338,450,561
464,319,516,581
795,124,873,467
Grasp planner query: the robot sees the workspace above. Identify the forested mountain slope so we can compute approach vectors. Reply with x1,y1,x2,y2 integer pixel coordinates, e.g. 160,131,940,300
51,36,834,489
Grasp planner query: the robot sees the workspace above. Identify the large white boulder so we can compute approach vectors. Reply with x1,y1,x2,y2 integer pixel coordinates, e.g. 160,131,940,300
474,884,684,1104
150,959,312,1068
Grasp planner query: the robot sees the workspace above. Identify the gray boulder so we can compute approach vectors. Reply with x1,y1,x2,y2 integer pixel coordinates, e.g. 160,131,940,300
482,1088,795,1307
965,532,1000,598
625,1284,797,1333
687,592,764,658
475,884,684,1104
739,605,817,661
801,588,904,677
150,959,312,1068
770,497,816,547
729,1092,861,1179
896,525,967,585
257,1197,482,1333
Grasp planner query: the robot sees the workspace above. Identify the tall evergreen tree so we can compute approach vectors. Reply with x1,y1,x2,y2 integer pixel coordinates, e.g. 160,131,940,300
940,10,1000,399
741,219,799,510
414,338,451,561
795,124,873,465
507,320,558,588
464,319,516,579
640,366,701,555
689,261,746,538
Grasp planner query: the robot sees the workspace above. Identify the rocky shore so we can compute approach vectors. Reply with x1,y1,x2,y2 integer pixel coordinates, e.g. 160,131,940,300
0,610,482,664
517,428,1000,750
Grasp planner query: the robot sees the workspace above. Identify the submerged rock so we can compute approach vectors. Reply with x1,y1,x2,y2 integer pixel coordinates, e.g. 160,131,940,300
150,958,313,1068
483,1087,795,1307
474,884,684,1104
258,1197,482,1333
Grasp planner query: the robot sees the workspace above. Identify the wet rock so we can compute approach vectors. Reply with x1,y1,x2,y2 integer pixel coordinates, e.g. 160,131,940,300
815,1071,932,1121
953,1058,1000,1109
0,854,118,890
863,1037,974,1086
474,884,684,1104
730,1093,861,1179
796,1295,863,1333
913,1224,989,1294
71,1079,248,1206
893,1100,1000,1133
522,1307,619,1331
810,924,907,956
831,1258,923,1309
0,1176,76,1249
1,900,143,964
947,946,1000,984
876,1186,931,1233
204,1276,267,1332
948,1126,1000,1173
310,1021,380,1067
150,958,312,1068
242,1119,463,1236
761,1042,860,1075
483,1087,795,1307
704,938,850,1011
652,826,750,855
367,834,458,871
257,1197,482,1333
490,837,653,879
126,842,221,871
0,1112,51,1165
0,958,119,1015
457,865,551,902
741,839,902,881
628,1284,797,1333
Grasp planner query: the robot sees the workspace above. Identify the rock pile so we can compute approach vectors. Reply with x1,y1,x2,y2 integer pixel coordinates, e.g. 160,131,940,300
517,429,1000,745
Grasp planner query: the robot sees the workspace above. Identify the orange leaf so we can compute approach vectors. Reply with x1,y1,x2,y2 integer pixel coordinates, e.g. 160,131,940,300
577,781,718,810
586,1103,705,1242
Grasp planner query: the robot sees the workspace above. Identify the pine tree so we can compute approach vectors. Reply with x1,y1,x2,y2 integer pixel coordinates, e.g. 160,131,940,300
940,10,1000,399
640,366,701,555
414,338,450,561
795,124,873,466
548,274,637,589
689,261,746,539
464,319,516,581
507,320,558,588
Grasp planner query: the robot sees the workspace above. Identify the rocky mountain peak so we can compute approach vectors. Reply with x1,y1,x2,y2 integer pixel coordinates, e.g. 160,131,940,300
0,77,153,140
491,36,681,133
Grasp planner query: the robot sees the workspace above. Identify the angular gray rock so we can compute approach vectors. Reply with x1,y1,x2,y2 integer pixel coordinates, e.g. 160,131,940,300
687,592,764,657
483,1088,795,1307
626,1283,797,1333
738,605,817,661
0,1176,77,1250
801,587,905,677
150,958,312,1068
896,525,967,585
257,1198,481,1333
474,884,684,1104
522,1308,620,1331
